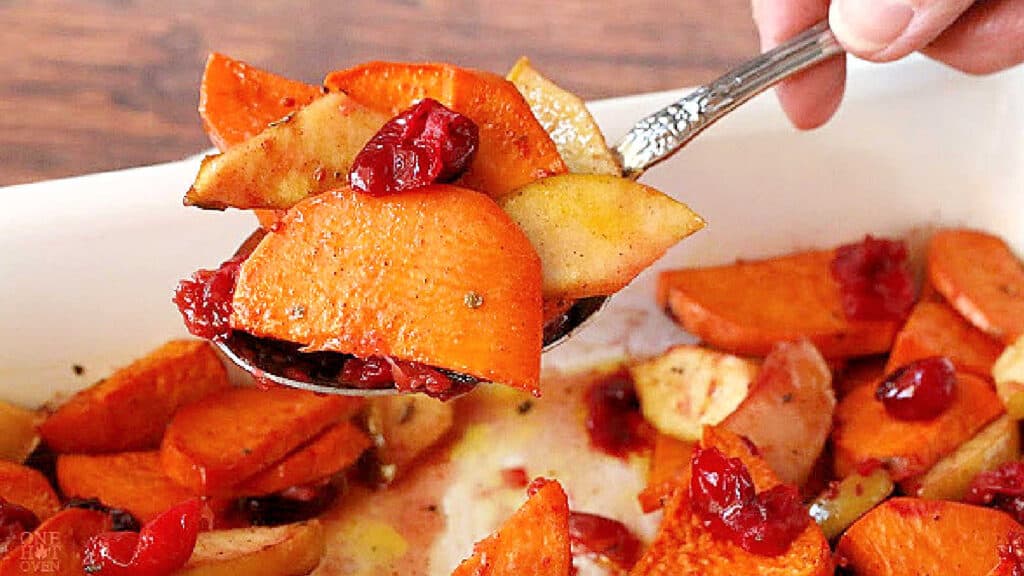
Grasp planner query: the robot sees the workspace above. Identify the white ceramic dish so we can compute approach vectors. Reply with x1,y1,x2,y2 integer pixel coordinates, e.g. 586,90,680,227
1,55,1022,574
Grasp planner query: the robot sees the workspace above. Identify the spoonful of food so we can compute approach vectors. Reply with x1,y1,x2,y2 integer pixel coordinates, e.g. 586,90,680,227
184,21,842,398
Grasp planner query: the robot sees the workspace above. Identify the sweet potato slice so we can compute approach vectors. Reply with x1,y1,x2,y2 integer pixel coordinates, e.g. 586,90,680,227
199,53,321,152
638,434,695,513
833,357,887,398
160,387,361,494
451,480,571,576
230,185,544,394
56,452,222,523
630,427,833,576
0,508,112,576
833,372,1004,480
887,299,1002,377
0,461,60,521
39,340,229,454
176,521,325,576
837,498,1019,576
722,340,835,486
658,249,900,358
324,62,567,198
929,229,1024,344
233,421,371,497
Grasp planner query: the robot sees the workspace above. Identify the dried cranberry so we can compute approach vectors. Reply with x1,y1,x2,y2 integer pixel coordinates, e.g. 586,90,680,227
830,236,915,321
240,479,340,526
501,467,530,489
340,356,395,389
83,499,201,576
349,98,479,195
999,532,1024,576
584,371,651,458
569,512,642,570
173,255,245,340
0,497,40,556
391,360,477,401
690,447,810,556
875,356,955,421
965,461,1024,523
526,477,555,497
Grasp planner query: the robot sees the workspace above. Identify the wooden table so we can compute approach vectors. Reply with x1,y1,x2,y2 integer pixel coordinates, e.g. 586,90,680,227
0,0,757,186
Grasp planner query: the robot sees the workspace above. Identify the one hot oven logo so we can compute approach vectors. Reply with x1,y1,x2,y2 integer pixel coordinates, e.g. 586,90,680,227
18,530,62,573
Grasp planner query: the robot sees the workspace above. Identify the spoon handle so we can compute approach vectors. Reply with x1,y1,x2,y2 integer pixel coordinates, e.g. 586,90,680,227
614,20,843,178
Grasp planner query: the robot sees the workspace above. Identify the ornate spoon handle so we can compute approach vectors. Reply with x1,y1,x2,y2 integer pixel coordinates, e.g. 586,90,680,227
614,20,844,178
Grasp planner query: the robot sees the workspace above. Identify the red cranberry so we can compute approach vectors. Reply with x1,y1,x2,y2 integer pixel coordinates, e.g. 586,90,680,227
569,512,642,570
965,461,1024,523
584,371,650,458
501,467,530,489
690,447,810,556
349,98,479,196
173,255,245,340
0,497,40,555
999,532,1024,576
875,356,955,421
340,356,396,389
830,236,915,321
526,477,554,497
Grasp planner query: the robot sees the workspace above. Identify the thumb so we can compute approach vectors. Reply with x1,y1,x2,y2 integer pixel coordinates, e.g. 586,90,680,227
829,0,975,61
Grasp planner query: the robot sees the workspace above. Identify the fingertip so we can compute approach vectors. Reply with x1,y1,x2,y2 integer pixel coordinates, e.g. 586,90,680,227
775,56,847,130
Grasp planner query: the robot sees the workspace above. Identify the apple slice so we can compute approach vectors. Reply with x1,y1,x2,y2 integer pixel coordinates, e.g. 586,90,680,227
231,185,544,394
809,468,894,540
506,57,620,176
0,400,37,463
994,335,1024,419
186,92,388,210
176,521,325,576
366,396,455,483
630,345,757,442
501,174,704,299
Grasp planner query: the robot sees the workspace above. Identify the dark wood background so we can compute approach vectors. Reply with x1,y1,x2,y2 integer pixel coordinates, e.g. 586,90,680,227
0,0,758,186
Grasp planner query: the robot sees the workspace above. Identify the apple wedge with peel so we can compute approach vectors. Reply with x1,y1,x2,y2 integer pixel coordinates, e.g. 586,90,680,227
186,92,388,210
630,345,758,443
176,521,325,576
502,174,704,300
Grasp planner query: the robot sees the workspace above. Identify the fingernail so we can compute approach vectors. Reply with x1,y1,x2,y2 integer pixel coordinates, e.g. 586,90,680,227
830,0,915,54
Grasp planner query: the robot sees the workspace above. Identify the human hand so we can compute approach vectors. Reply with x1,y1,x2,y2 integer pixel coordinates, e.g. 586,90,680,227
752,0,1024,129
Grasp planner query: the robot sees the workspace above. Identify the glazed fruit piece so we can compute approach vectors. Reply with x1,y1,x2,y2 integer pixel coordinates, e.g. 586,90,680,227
83,499,201,576
324,61,567,198
833,371,1004,480
0,461,60,521
994,336,1024,419
887,299,1003,377
0,508,112,576
365,395,455,482
837,498,1020,576
39,340,229,454
808,468,894,540
229,185,544,395
187,92,388,210
175,521,325,576
630,427,832,575
500,173,704,300
450,479,571,576
639,434,695,513
658,248,902,358
160,387,361,494
928,228,1024,344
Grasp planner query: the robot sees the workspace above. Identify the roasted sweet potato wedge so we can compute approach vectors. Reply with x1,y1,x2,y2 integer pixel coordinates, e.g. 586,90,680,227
233,421,371,497
929,228,1024,344
630,427,833,576
833,372,1004,480
230,185,544,394
199,53,321,152
176,521,325,576
160,387,361,494
0,461,60,521
723,340,835,486
638,433,695,513
450,479,571,576
0,508,112,576
56,451,224,523
658,249,900,358
887,299,1002,377
324,62,567,198
837,498,1020,576
39,340,229,454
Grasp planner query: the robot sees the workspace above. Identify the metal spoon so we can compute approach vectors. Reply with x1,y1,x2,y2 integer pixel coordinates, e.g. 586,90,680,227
216,21,843,396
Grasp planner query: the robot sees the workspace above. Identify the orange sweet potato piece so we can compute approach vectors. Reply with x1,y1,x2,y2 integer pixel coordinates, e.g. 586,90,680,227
833,372,1004,480
630,426,832,576
0,461,60,521
233,420,371,497
39,340,230,454
837,498,1019,576
451,479,571,576
833,357,887,398
638,434,695,513
887,299,1002,377
929,228,1024,344
324,62,567,198
658,249,900,358
57,452,224,523
199,53,321,152
230,185,544,394
160,387,361,494
0,509,111,576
